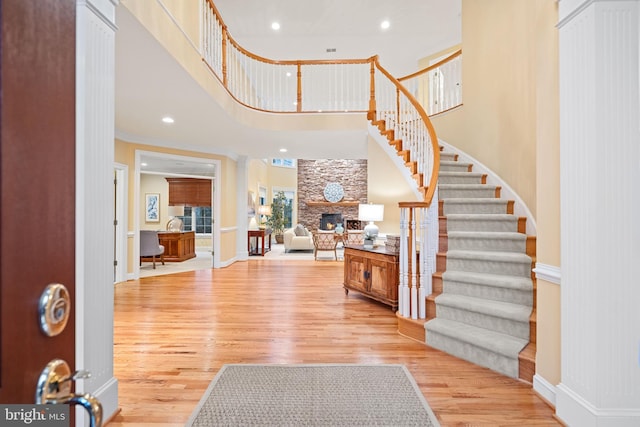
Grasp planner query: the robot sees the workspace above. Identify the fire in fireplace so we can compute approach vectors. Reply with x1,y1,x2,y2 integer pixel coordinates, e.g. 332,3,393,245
320,213,342,230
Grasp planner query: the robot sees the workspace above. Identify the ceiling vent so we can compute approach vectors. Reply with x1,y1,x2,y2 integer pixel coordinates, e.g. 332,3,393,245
326,48,336,53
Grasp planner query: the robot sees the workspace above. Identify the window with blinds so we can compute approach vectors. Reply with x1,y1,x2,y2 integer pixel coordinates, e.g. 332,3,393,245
166,178,212,234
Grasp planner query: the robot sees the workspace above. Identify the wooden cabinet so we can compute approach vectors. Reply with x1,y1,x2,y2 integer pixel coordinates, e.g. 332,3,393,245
343,246,398,310
157,231,196,262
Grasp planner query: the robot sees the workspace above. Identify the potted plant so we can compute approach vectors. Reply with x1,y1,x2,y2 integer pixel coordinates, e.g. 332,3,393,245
266,191,287,244
363,230,375,249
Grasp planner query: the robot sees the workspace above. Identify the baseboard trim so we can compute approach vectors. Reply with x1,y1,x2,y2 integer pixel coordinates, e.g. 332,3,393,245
76,376,118,426
556,383,640,427
533,263,561,286
533,374,557,407
220,256,239,268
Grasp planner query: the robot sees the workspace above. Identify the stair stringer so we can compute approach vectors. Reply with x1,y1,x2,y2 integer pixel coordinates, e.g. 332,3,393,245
438,138,536,236
367,122,424,201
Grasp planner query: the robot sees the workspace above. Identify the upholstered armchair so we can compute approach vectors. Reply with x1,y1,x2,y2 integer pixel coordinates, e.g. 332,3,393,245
312,231,338,260
283,225,314,252
140,230,165,269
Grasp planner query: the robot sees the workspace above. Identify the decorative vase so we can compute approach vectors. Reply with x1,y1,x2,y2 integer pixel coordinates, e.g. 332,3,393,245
335,223,344,235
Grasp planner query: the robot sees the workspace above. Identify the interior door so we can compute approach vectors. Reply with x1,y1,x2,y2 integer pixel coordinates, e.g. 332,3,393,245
0,0,77,405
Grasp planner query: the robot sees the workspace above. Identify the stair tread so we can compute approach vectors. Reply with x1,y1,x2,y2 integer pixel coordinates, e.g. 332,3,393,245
426,318,528,357
442,270,533,291
439,171,484,177
446,214,517,220
441,160,471,166
446,249,532,263
435,293,532,321
441,198,507,204
438,184,497,190
448,231,527,241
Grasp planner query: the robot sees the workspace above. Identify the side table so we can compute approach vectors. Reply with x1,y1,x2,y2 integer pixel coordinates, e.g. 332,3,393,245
248,228,272,256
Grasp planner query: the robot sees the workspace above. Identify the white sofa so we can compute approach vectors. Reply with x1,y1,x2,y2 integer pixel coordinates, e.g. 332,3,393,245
283,226,314,252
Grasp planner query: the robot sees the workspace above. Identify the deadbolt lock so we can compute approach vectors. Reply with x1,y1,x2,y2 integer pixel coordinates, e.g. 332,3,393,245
38,283,70,337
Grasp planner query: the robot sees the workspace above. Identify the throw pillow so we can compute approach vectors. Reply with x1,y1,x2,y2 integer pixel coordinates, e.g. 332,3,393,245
294,224,306,236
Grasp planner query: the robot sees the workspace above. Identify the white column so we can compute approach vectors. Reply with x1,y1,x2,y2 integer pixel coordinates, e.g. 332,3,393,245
557,1,640,425
75,0,119,425
236,156,250,259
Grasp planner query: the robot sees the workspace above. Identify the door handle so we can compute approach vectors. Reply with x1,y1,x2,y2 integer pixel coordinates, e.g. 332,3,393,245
36,359,103,427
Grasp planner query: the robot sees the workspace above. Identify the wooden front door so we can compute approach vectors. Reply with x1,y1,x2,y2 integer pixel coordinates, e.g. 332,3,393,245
0,0,77,404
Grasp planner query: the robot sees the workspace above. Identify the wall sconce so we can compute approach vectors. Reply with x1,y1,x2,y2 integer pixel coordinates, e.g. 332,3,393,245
166,205,184,232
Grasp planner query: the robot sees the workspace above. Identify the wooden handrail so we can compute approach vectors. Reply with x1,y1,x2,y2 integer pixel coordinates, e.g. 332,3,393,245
398,49,462,82
372,58,440,206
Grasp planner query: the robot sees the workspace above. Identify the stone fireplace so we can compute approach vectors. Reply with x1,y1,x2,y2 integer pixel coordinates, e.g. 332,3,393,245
297,159,368,231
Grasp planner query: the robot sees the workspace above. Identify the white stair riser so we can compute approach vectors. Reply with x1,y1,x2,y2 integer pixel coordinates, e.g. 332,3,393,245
435,305,530,340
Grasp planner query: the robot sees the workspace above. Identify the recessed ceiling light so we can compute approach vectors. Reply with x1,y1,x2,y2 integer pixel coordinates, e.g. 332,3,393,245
279,148,287,153
271,22,280,30
162,116,174,124
381,20,390,30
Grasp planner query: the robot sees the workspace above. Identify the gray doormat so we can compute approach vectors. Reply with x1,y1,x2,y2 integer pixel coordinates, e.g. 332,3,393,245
186,364,440,426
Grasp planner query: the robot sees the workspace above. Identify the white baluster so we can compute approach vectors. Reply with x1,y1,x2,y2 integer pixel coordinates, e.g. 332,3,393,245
399,208,410,317
419,207,427,319
410,208,418,319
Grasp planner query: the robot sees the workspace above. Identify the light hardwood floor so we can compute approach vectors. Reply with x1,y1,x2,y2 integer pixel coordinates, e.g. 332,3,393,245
110,260,560,427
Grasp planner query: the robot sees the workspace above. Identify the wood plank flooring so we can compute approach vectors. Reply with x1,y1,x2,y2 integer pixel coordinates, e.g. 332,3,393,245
109,260,560,426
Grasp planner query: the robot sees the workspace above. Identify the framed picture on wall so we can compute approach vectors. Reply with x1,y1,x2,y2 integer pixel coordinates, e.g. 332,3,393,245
145,193,160,222
248,191,256,217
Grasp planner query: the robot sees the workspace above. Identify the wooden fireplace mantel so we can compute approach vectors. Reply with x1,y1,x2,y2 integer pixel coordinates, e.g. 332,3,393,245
305,200,360,207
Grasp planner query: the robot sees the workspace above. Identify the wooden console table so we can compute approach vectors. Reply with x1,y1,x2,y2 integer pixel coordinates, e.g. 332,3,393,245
343,246,398,310
248,228,272,256
156,231,196,262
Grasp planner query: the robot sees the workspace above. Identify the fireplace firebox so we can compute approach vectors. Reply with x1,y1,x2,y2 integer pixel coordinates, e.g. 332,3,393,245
320,213,342,230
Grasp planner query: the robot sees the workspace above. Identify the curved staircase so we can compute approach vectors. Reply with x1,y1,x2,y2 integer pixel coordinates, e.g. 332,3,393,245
425,148,536,382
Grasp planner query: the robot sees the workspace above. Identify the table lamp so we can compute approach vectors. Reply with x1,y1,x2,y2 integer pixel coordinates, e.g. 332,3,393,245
358,203,384,240
166,206,184,232
257,205,271,229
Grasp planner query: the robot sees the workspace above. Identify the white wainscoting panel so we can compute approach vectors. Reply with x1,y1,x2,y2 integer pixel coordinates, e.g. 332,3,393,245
557,1,640,426
76,0,119,424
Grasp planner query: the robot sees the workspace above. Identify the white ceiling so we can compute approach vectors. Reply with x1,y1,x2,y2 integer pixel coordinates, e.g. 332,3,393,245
114,1,461,175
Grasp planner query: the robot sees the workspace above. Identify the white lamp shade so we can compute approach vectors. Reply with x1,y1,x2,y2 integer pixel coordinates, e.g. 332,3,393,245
358,203,384,222
257,205,272,216
167,205,184,217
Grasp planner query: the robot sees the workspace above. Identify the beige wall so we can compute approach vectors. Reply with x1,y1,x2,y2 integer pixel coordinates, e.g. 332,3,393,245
533,0,561,386
367,137,418,236
430,0,561,388
139,174,168,230
432,0,538,218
